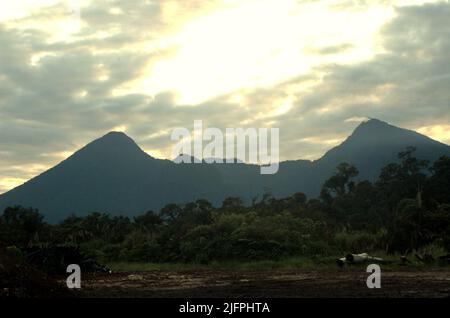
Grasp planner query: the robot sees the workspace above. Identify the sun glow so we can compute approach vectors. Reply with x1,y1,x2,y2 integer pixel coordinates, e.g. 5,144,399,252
0,177,25,193
138,0,393,105
0,0,58,22
417,125,450,145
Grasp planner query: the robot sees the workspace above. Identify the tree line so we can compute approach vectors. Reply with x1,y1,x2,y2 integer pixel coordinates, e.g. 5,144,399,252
0,147,449,263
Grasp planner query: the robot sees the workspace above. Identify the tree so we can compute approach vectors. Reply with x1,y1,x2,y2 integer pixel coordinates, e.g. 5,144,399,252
292,192,307,205
376,147,429,220
177,199,213,227
388,199,425,252
0,206,46,247
107,216,132,243
220,197,245,213
424,203,450,251
427,155,450,204
160,203,182,222
321,163,359,200
134,211,162,234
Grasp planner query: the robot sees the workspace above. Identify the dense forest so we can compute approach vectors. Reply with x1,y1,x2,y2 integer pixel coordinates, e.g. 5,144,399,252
1,147,449,264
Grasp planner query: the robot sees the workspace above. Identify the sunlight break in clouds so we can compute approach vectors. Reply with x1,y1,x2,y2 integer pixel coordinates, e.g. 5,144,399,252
418,125,450,145
0,177,24,194
139,0,394,105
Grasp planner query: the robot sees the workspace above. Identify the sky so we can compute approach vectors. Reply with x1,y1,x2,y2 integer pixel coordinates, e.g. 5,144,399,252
1,0,450,193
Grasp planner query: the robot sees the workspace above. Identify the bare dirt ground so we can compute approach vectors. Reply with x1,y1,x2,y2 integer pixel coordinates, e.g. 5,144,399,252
78,267,450,298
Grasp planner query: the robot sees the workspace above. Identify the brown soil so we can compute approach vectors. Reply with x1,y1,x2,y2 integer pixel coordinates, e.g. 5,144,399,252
78,267,450,298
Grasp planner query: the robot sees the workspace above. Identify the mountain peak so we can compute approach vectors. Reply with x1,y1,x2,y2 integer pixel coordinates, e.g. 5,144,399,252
317,118,450,181
96,130,137,145
100,130,133,141
356,118,391,129
349,118,400,140
364,118,386,124
349,118,447,147
69,130,149,162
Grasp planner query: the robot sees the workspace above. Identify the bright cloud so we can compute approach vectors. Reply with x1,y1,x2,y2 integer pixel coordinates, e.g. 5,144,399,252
138,0,394,104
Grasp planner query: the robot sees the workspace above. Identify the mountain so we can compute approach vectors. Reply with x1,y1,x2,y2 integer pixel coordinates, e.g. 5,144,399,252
315,119,450,180
0,119,449,222
0,132,230,221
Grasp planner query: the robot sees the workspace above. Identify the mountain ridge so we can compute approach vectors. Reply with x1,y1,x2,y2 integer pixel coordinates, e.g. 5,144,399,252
1,119,449,222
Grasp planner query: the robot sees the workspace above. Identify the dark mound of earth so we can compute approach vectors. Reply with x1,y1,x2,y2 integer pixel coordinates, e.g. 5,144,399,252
0,242,72,298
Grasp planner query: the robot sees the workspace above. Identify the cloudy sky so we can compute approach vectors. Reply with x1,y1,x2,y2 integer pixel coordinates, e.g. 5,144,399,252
1,0,450,193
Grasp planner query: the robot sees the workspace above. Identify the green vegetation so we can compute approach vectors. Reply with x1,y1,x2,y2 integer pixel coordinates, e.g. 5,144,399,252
1,148,449,267
108,257,325,271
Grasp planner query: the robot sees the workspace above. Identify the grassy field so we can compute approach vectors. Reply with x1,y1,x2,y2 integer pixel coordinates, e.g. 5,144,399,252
108,257,321,272
107,251,448,272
